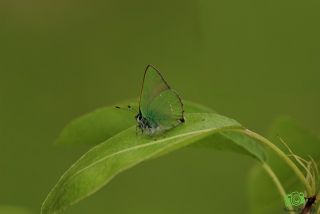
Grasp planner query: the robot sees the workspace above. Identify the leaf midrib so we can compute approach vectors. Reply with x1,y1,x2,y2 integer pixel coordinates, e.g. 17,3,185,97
70,125,242,179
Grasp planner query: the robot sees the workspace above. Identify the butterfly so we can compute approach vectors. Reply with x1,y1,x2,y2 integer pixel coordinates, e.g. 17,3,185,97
135,65,185,135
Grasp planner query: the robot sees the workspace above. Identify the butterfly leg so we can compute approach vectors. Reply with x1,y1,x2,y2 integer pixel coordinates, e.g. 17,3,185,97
135,125,138,136
136,125,143,136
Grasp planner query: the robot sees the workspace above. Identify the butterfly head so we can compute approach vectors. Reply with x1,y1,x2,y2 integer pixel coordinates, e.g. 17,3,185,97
135,112,149,128
135,112,143,122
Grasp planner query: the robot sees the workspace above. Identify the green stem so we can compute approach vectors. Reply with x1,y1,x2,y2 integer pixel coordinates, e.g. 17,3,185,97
237,128,312,195
261,162,295,214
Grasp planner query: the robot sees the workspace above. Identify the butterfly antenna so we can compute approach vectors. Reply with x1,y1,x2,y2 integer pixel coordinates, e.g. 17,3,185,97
127,105,138,113
114,105,137,115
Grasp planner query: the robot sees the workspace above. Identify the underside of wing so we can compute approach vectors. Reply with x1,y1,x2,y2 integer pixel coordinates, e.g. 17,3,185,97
139,65,184,130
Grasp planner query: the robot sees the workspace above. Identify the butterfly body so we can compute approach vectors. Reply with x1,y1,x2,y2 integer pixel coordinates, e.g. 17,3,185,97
135,112,159,135
136,65,184,135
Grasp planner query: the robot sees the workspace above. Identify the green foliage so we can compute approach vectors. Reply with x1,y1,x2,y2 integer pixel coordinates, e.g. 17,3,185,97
193,131,267,162
55,101,214,146
42,102,267,214
248,118,320,214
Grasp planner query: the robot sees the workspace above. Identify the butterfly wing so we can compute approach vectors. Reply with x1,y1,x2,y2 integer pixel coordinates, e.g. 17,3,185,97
139,65,184,130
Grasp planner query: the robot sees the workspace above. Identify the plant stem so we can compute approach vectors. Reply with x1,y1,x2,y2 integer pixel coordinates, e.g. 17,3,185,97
261,162,295,214
237,128,312,195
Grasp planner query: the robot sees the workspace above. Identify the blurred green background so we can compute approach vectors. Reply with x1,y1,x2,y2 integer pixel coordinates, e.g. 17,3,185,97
1,0,319,213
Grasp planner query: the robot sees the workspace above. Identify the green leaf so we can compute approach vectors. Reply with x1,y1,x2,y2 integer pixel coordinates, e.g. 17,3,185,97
193,131,267,162
41,112,267,214
248,117,320,214
55,100,215,146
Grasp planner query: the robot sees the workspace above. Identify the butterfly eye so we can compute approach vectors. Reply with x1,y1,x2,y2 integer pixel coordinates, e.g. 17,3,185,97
135,114,142,120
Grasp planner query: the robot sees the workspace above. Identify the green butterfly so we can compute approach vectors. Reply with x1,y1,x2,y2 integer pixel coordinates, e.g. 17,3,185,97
135,65,185,135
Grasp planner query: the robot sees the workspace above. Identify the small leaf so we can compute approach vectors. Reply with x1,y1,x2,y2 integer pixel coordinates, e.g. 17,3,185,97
248,117,320,214
55,100,214,146
41,112,266,213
